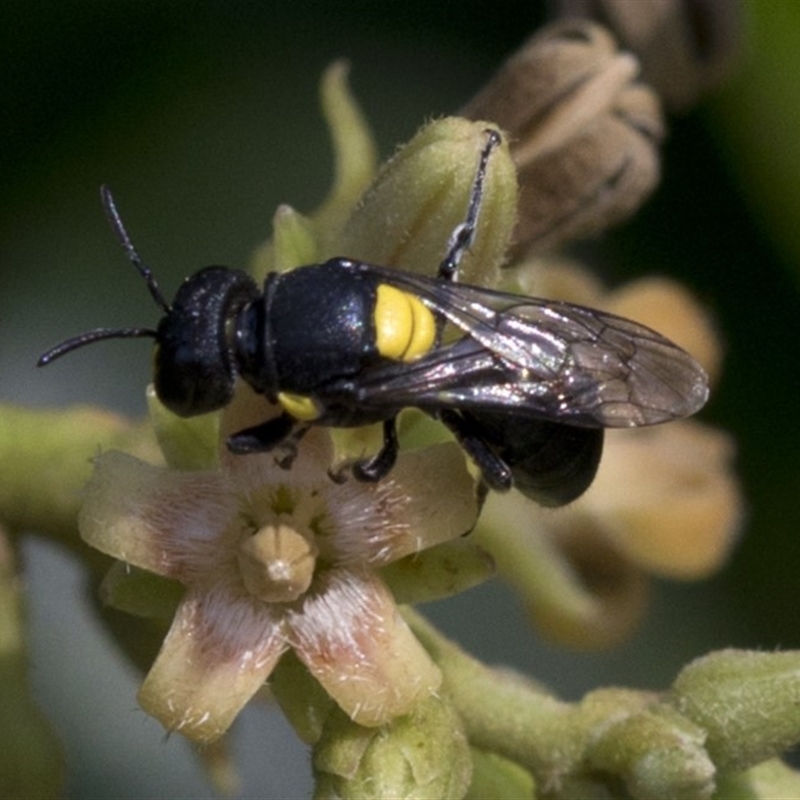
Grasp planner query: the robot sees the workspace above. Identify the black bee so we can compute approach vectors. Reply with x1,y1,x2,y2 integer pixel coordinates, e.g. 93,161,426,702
39,130,708,506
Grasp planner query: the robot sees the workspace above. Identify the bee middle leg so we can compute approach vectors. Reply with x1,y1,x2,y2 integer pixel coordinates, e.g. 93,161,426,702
351,417,400,483
226,412,308,455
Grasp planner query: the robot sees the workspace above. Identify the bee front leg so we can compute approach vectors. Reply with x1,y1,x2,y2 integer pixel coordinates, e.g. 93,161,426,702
227,412,297,455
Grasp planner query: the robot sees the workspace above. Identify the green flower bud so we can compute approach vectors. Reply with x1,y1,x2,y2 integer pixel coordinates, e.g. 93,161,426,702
586,704,714,799
313,695,471,800
336,117,517,287
146,385,218,470
670,649,800,771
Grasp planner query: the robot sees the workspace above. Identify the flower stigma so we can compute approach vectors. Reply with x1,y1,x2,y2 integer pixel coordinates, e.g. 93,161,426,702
237,520,319,603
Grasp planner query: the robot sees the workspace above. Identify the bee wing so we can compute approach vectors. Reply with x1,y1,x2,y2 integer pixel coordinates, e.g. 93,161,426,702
353,268,709,427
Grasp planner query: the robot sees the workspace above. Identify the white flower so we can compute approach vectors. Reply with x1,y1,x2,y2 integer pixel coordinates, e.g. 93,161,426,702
80,389,478,743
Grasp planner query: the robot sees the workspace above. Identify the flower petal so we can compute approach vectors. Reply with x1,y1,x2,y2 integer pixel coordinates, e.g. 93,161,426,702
287,568,441,726
578,422,742,578
138,584,287,743
607,278,722,382
314,695,472,800
79,451,239,581
322,442,479,567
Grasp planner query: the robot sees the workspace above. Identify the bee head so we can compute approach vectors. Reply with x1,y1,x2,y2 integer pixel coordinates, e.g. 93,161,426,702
38,186,259,419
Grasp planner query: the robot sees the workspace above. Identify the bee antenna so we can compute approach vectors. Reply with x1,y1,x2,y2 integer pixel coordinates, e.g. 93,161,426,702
100,184,171,314
37,327,158,367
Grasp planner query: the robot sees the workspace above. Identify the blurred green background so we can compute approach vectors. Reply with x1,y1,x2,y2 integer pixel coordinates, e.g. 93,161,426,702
3,0,800,797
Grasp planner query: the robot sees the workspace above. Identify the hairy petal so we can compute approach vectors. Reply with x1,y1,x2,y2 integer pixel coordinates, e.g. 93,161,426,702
138,584,288,743
324,442,479,566
288,568,441,726
80,451,239,581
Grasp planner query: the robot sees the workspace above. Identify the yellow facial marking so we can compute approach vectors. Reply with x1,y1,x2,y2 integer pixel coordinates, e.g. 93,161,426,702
278,392,321,421
374,284,436,362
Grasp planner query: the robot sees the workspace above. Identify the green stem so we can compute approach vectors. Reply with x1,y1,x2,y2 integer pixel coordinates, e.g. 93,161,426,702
0,526,65,798
0,404,159,550
405,608,583,777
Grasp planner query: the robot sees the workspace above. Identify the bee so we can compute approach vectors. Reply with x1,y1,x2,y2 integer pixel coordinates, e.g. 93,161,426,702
39,130,708,506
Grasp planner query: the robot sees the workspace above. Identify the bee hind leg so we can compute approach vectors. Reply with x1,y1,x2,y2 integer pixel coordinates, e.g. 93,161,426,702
437,408,512,493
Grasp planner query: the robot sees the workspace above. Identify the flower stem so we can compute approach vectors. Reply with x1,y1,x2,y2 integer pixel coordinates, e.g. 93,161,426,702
0,404,158,549
405,608,580,776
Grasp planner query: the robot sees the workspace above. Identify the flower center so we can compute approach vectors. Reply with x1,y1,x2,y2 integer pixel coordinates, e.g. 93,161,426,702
237,522,318,603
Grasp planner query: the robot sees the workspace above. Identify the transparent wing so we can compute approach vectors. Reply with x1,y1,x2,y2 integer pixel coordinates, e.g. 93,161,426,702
341,265,709,428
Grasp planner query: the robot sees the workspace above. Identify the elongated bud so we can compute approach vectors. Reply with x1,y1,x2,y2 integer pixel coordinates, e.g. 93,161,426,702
554,0,742,111
336,117,517,287
462,20,664,253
